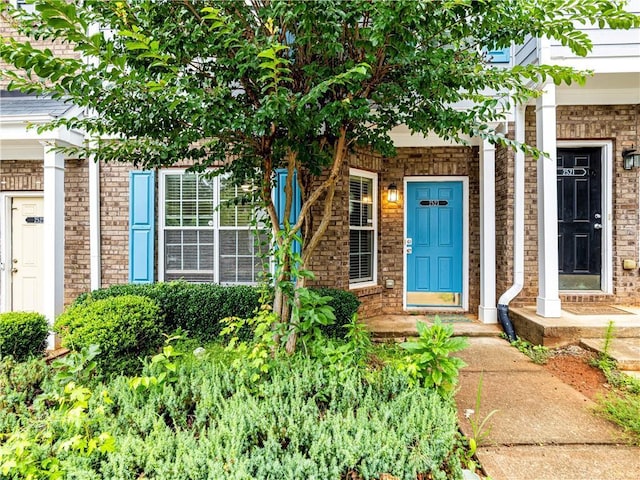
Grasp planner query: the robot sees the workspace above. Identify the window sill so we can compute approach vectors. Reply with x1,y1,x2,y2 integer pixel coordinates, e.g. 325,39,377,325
349,283,384,296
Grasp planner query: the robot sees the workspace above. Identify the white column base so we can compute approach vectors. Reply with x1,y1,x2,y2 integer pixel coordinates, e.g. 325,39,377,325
478,305,498,324
536,296,562,318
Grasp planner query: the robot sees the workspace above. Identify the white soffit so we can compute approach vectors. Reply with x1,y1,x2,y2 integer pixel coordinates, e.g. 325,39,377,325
556,72,640,105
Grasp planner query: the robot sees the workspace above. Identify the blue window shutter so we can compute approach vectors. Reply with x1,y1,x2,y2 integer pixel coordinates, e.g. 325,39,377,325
129,170,155,283
487,47,510,64
274,169,302,253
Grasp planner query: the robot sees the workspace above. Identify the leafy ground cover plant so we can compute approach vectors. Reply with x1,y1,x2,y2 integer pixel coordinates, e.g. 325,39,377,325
400,319,468,395
0,311,48,361
0,343,463,479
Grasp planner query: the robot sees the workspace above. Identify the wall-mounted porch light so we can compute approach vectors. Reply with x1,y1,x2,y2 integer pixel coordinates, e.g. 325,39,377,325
387,183,398,203
622,148,640,170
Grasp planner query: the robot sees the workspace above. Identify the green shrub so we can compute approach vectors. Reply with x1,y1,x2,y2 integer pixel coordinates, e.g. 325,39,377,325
55,295,163,375
0,311,48,361
75,282,261,342
313,287,361,339
74,283,360,342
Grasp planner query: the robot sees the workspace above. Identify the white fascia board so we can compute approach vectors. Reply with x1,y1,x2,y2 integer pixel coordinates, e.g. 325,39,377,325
0,121,85,147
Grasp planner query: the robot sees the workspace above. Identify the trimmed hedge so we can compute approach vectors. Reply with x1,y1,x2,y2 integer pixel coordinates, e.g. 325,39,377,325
74,282,360,342
0,312,48,361
314,287,362,338
55,295,163,375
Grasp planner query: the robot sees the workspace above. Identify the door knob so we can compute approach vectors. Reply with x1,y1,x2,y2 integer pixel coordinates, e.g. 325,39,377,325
11,267,18,274
594,223,602,230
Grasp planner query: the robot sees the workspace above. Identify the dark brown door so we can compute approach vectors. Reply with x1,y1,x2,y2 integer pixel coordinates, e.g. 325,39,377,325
557,148,602,290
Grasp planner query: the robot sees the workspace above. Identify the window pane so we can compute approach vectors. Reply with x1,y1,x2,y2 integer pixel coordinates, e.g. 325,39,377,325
219,257,236,283
219,230,237,256
237,257,254,283
219,176,253,227
349,173,376,283
164,229,214,280
165,175,181,201
162,171,268,285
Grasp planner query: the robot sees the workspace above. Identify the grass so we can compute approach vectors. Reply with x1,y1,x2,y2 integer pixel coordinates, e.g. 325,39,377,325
591,354,640,444
588,322,640,444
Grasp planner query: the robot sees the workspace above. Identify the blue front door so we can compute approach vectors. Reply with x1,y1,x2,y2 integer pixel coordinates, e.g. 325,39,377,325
406,181,464,307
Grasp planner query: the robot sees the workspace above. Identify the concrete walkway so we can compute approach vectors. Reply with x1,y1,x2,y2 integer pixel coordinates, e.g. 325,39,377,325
455,337,640,480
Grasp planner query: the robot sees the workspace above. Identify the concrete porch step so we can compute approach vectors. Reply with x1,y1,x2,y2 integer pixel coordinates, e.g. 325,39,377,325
508,306,640,348
580,337,640,371
364,314,502,341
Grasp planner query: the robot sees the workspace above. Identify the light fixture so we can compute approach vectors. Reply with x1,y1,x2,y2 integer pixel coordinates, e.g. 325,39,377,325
622,148,640,170
387,183,398,203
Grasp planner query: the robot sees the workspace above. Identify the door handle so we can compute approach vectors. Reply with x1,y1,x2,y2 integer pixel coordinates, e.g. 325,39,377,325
594,223,602,230
11,267,18,274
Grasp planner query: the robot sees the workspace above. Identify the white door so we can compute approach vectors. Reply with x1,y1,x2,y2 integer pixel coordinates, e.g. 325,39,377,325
11,197,44,312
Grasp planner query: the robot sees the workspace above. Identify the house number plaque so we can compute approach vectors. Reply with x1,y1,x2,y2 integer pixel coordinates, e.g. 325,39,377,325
557,167,588,177
25,216,44,224
420,200,449,206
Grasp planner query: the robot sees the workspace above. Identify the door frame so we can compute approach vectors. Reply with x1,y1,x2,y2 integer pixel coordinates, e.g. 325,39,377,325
0,192,44,313
403,176,469,311
556,140,613,294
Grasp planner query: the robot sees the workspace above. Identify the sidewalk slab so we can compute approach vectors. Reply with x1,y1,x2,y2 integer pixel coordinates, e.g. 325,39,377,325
476,445,640,480
455,337,640,480
580,337,640,371
456,370,623,445
457,337,541,372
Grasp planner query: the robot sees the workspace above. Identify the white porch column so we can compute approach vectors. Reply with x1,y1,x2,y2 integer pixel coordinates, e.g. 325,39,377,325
535,83,561,317
479,138,497,323
43,142,65,349
89,152,101,291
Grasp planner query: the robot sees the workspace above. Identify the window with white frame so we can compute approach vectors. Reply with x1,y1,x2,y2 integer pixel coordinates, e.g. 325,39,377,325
349,169,377,285
14,0,36,13
160,171,267,284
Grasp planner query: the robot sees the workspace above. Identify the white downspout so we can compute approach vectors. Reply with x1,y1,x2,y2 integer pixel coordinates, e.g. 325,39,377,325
498,104,526,306
89,150,101,291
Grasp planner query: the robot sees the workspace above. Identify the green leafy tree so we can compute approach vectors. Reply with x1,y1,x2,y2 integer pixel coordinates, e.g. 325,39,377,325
2,0,638,352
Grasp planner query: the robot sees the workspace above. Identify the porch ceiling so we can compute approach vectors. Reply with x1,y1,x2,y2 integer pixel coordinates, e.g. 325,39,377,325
556,72,640,106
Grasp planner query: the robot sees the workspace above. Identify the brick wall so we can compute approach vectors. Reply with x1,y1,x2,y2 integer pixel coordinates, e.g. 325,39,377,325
495,138,515,299
306,146,481,316
99,162,131,287
380,146,481,314
511,104,640,306
64,159,90,304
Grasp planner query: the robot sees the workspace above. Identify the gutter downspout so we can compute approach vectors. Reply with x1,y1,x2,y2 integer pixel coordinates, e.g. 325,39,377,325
89,142,101,291
497,104,526,342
